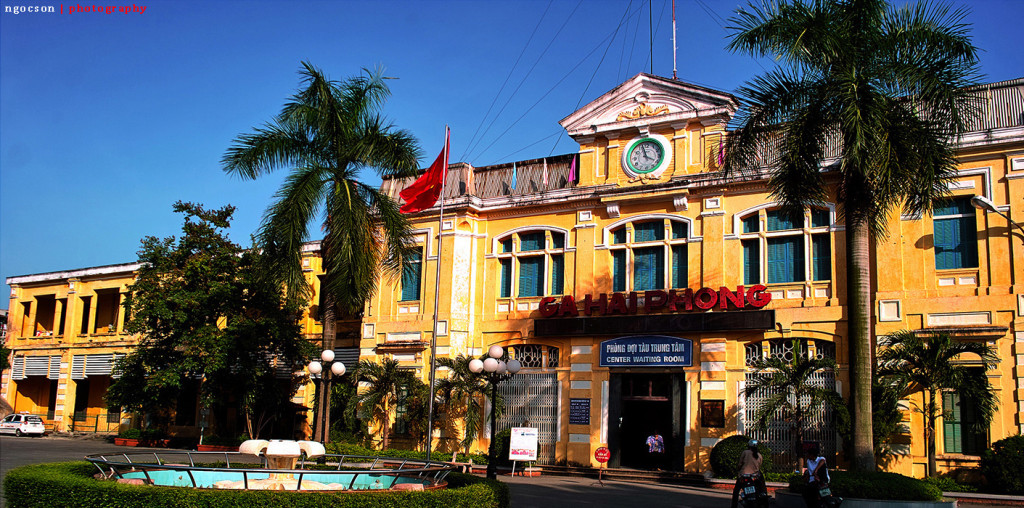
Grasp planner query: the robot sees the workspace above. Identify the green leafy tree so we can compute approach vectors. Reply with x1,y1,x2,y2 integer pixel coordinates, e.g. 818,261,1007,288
877,330,996,477
724,0,980,470
435,355,490,454
744,341,850,469
355,357,419,450
221,61,421,359
107,202,314,437
872,376,911,469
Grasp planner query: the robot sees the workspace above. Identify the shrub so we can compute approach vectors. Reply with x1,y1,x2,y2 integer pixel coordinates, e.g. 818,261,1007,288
325,442,489,465
980,434,1024,494
709,435,774,478
3,462,509,508
787,470,942,501
117,428,141,439
922,475,978,493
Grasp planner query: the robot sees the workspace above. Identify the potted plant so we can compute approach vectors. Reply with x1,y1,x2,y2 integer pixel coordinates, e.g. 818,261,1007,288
140,428,170,447
114,428,141,446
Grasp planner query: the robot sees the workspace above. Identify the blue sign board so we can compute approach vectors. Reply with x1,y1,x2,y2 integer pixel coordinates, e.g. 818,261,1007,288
599,335,693,367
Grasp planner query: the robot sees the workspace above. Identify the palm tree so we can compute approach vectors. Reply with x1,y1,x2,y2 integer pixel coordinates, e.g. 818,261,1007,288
434,355,490,454
222,62,421,442
744,341,850,470
724,0,980,471
877,330,996,477
356,357,419,450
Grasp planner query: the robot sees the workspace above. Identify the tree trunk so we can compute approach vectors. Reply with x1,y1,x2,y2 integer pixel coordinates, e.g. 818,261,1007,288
318,291,336,443
927,390,937,477
846,213,875,471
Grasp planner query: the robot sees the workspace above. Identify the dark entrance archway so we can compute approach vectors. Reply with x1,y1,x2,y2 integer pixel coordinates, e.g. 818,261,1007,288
608,371,686,470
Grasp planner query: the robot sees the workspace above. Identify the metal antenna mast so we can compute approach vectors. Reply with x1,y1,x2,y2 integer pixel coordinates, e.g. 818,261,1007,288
672,0,678,79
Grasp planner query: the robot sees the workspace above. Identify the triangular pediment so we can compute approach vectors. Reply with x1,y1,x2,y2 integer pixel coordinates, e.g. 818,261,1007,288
559,73,738,138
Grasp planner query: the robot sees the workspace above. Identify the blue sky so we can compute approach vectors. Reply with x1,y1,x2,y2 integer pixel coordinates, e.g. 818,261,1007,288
2,0,1022,308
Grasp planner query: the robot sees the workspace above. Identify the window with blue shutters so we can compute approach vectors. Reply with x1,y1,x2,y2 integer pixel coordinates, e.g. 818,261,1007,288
934,197,978,270
739,206,832,287
518,257,544,297
742,240,760,284
550,255,564,295
812,234,831,281
400,248,422,301
943,390,986,455
608,218,689,292
494,229,568,300
612,250,627,291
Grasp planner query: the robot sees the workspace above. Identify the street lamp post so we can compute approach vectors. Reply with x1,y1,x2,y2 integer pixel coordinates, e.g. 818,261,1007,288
307,349,346,444
468,345,522,480
972,195,1024,239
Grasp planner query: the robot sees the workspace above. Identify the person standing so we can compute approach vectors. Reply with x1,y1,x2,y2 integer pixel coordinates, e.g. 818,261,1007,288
731,439,765,508
646,430,665,469
802,444,830,508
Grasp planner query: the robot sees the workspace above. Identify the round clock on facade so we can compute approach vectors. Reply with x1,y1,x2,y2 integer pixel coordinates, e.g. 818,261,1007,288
621,135,672,179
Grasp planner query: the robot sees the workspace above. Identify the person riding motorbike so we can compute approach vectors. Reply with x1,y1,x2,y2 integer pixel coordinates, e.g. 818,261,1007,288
731,439,767,508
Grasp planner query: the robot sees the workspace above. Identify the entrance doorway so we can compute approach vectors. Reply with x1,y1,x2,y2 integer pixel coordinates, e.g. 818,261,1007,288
609,372,685,470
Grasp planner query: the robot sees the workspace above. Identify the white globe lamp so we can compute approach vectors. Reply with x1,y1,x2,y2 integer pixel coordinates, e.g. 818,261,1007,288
488,345,504,359
507,359,522,374
321,349,335,363
330,362,346,376
307,361,323,375
483,357,499,373
468,358,484,373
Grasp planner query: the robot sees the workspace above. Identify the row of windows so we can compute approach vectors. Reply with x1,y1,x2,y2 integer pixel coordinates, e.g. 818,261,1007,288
398,199,980,300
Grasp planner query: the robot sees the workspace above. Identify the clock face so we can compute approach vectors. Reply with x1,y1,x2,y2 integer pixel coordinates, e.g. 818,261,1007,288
628,139,663,174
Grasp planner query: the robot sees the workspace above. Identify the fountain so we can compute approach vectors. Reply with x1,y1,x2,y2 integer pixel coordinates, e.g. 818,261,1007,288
86,440,454,492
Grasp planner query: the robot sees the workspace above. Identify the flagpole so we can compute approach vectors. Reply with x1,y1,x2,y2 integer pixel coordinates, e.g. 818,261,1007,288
425,126,449,462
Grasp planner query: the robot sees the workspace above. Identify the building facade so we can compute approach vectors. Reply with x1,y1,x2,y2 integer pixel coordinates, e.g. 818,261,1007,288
3,74,1022,477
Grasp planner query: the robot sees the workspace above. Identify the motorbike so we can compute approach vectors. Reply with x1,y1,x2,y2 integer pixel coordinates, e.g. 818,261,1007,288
737,472,769,508
811,481,843,508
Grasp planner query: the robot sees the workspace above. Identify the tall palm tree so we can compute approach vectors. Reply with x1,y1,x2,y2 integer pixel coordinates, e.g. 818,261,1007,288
744,343,850,470
434,355,490,454
356,357,419,450
877,330,996,477
222,62,421,441
724,0,980,471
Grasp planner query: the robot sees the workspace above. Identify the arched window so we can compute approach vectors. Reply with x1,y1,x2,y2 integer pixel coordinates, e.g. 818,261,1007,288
508,344,560,369
495,229,568,298
606,217,690,292
736,206,833,285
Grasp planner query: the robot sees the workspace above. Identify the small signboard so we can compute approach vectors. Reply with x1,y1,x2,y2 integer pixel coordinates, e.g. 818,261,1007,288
599,335,693,367
509,427,539,462
594,446,610,463
569,398,590,425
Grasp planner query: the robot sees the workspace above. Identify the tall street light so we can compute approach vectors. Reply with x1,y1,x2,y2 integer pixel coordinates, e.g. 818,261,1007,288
468,345,522,480
307,349,346,444
972,195,1024,240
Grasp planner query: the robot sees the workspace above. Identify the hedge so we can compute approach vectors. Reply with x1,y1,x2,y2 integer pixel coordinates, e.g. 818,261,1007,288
325,442,490,465
3,462,509,508
709,435,775,478
980,434,1024,494
787,470,942,502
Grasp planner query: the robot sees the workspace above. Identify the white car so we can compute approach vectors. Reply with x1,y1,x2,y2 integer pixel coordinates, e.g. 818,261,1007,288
0,413,47,437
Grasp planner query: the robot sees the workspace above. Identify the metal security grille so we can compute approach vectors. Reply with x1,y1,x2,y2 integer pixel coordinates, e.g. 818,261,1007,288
71,353,125,379
743,340,839,470
497,373,558,464
11,356,25,380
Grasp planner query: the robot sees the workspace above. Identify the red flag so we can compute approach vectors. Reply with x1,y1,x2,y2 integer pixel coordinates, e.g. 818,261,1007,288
400,128,450,213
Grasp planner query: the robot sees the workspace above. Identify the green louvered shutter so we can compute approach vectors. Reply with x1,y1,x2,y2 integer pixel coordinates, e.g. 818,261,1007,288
943,392,962,454
520,232,545,251
612,250,626,291
671,245,687,288
671,221,688,239
550,255,564,295
743,240,760,285
767,237,803,283
634,222,664,242
499,259,512,298
812,234,831,281
400,248,422,301
633,247,664,290
518,257,543,297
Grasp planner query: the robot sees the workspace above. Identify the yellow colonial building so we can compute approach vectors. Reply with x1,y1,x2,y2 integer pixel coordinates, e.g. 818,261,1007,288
3,74,1022,478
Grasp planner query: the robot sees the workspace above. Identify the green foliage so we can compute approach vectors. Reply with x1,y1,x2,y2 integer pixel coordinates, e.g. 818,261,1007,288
0,344,11,372
492,429,513,467
922,475,978,493
788,470,942,501
325,442,489,465
355,358,424,449
709,435,774,478
980,434,1024,494
106,202,315,437
872,377,910,466
3,462,509,508
118,428,142,439
221,63,422,317
878,330,997,475
434,356,490,452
